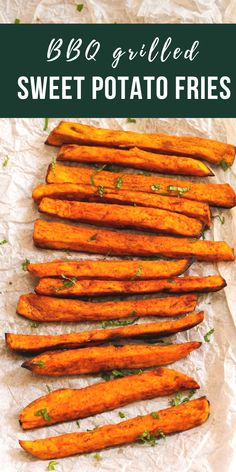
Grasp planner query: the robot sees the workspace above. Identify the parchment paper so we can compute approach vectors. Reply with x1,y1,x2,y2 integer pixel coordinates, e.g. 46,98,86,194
1,2,236,472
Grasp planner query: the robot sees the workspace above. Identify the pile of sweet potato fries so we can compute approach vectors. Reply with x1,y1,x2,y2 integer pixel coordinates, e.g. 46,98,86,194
6,121,236,460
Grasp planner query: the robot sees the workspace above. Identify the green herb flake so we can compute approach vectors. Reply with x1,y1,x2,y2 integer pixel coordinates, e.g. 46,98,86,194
46,384,51,393
96,185,105,197
93,453,102,461
47,460,59,470
34,408,52,421
115,176,123,190
204,328,215,342
51,156,56,176
14,18,20,24
76,420,80,428
101,368,143,381
169,389,196,406
88,234,97,241
76,3,84,12
139,430,157,447
44,118,49,131
167,185,190,197
213,214,225,225
30,321,40,328
0,239,7,245
34,360,45,367
2,156,10,168
90,164,107,188
57,274,77,291
130,265,143,281
118,411,126,418
101,317,139,329
151,412,160,419
157,430,166,440
127,118,136,123
220,159,230,171
22,258,30,271
151,183,161,192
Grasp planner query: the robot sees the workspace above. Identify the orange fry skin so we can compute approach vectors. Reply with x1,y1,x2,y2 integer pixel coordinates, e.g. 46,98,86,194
35,275,226,297
32,183,211,227
19,396,210,459
21,342,201,376
16,293,198,322
38,197,203,238
19,367,200,430
6,312,204,354
46,163,236,208
46,121,235,166
33,219,235,262
57,144,214,177
27,258,193,280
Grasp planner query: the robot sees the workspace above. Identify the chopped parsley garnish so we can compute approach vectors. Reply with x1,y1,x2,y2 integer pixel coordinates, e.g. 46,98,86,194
127,118,136,123
34,408,51,421
115,176,123,189
167,185,190,197
43,118,49,131
139,430,157,447
46,384,51,393
169,389,196,407
151,412,160,419
220,159,230,171
76,420,80,428
204,328,215,342
151,183,161,192
101,368,143,381
57,274,77,291
51,156,56,176
93,453,102,461
130,265,142,281
118,411,126,418
22,258,30,271
96,185,105,197
0,239,7,245
90,164,107,188
76,4,84,12
2,156,10,167
14,18,21,24
30,321,40,328
101,317,139,329
34,360,45,367
47,461,59,471
213,214,225,224
157,430,166,440
88,233,97,241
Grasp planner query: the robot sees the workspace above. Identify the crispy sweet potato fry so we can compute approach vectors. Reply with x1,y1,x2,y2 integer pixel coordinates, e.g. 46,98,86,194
57,144,213,177
17,293,197,322
38,197,203,238
27,258,193,280
6,312,204,353
46,164,236,208
19,397,210,459
35,275,226,297
19,367,200,429
33,183,211,226
46,121,235,166
21,342,201,376
33,219,235,262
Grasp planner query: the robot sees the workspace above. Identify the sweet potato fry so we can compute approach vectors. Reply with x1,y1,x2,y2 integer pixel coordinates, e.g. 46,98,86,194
46,163,236,208
46,121,235,166
19,397,210,459
33,219,235,262
33,183,211,226
17,293,197,322
19,367,200,429
21,341,201,376
38,197,203,238
35,275,226,297
27,258,193,280
6,312,204,353
57,144,213,177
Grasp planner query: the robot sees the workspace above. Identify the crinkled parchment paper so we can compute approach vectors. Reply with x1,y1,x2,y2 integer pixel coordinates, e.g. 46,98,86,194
1,1,236,472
